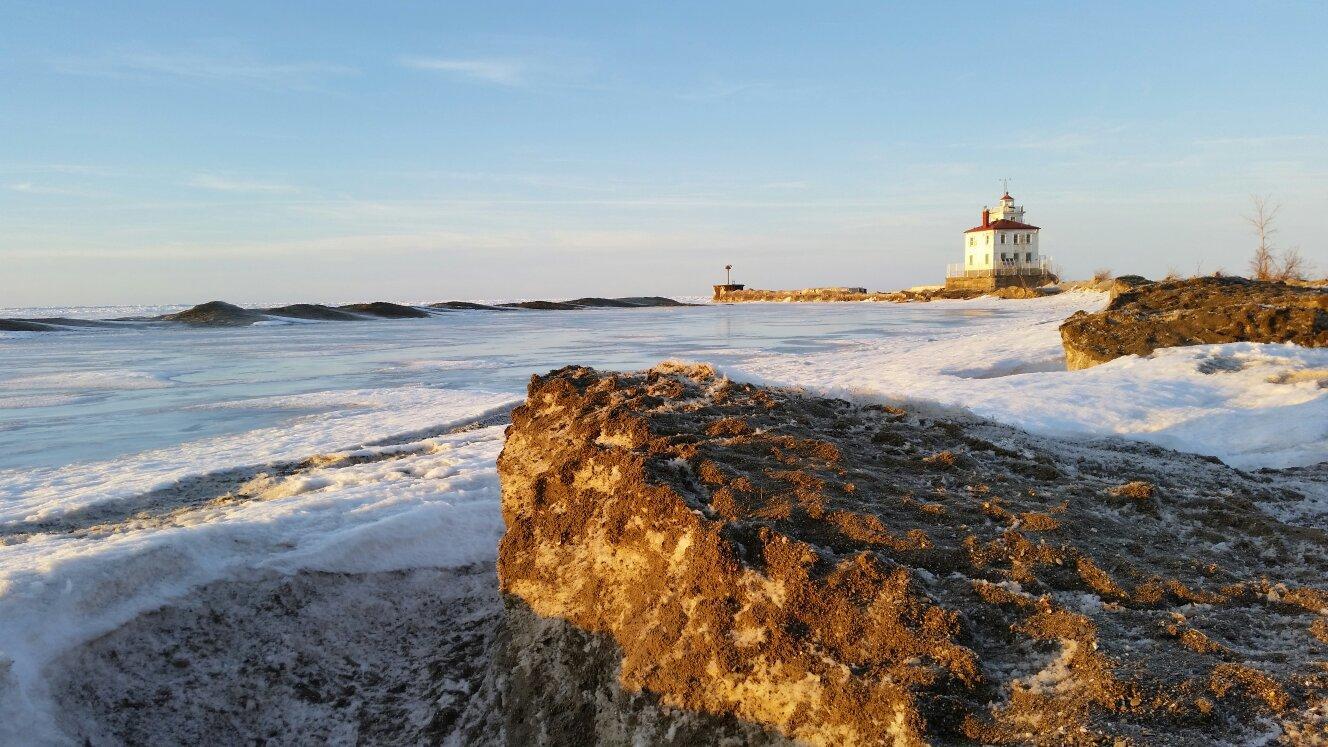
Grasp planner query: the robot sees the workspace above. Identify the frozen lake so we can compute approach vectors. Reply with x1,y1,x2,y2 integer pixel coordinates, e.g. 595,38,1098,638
0,302,1017,470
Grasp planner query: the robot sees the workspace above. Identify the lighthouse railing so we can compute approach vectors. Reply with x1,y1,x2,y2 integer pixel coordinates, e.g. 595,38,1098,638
946,257,1054,279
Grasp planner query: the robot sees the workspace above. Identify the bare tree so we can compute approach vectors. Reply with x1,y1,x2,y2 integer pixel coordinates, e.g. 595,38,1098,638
1245,195,1281,280
1277,246,1308,281
1163,266,1180,281
1243,196,1316,281
1092,268,1113,283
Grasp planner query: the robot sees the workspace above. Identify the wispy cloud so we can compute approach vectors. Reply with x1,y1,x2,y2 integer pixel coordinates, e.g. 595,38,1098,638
676,81,763,101
6,182,96,197
400,57,525,86
52,44,356,89
1007,124,1130,151
1192,134,1321,148
674,80,817,102
0,163,120,177
186,174,298,194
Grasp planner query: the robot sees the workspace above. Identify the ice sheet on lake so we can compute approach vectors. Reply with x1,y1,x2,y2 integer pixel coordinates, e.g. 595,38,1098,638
0,370,176,391
0,387,519,524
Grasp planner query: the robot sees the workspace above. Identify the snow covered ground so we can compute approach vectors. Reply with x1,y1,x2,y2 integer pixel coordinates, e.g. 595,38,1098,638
0,294,1325,743
720,292,1328,469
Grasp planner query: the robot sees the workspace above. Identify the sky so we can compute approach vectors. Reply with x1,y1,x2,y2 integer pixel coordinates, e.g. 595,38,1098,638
2,1,1326,306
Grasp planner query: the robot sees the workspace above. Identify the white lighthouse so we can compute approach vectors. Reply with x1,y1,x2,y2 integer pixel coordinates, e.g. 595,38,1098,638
945,189,1054,290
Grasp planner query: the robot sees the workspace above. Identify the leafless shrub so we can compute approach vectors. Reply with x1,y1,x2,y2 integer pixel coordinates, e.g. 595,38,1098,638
1163,266,1181,281
1092,268,1113,283
1276,246,1308,282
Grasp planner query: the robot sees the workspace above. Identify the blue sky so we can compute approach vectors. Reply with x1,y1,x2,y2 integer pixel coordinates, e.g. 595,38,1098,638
2,1,1325,305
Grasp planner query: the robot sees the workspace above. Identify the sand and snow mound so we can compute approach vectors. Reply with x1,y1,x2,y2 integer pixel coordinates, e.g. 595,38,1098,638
1060,276,1328,370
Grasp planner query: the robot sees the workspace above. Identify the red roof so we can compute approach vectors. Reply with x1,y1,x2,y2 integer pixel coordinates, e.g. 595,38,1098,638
964,219,1040,233
1000,192,1013,200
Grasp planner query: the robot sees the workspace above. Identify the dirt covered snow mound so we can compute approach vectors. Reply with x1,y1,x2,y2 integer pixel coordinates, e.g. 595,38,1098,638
496,363,1328,745
156,300,269,326
1060,276,1328,370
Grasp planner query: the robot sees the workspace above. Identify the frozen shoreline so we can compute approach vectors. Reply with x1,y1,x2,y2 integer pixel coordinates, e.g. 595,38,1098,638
1,293,1325,742
1,411,512,743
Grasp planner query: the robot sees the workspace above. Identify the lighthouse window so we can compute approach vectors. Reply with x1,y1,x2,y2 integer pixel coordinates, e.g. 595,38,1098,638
1025,233,1032,242
968,237,974,247
1000,234,1005,244
1025,252,1032,261
967,255,973,266
1013,234,1019,245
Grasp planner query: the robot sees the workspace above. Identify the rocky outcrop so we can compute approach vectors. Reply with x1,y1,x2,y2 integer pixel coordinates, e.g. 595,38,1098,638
1054,274,1151,300
986,285,1043,299
714,287,898,302
1060,276,1328,370
713,286,1065,303
459,597,794,745
496,364,1327,745
714,287,985,303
